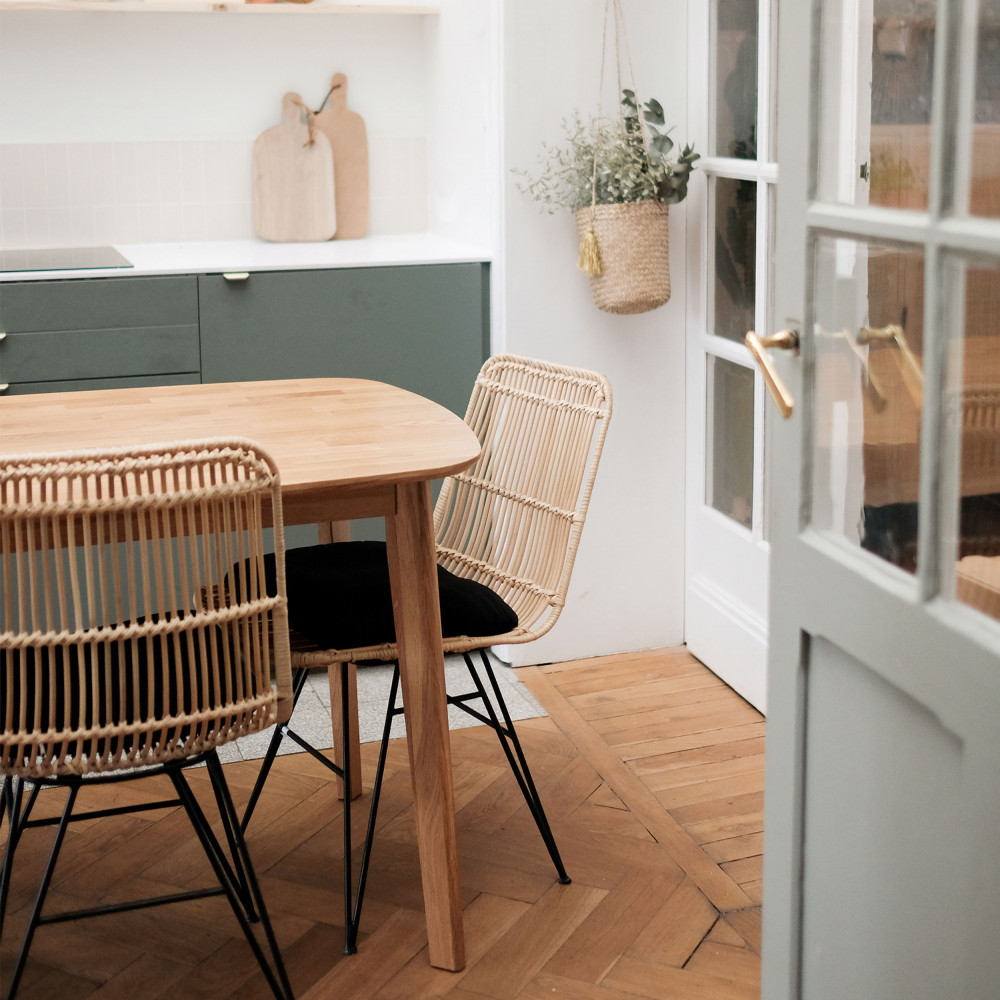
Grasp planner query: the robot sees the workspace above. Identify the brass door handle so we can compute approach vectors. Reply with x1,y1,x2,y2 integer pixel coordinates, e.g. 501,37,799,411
745,329,799,419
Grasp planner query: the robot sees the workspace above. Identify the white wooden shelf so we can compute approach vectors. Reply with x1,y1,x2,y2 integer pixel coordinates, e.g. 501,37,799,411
0,1,437,13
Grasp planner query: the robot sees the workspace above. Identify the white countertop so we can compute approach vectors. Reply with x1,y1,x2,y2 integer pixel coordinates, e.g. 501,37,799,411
0,233,492,282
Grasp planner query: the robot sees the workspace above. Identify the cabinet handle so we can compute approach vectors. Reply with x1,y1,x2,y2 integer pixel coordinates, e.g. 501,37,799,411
223,272,250,283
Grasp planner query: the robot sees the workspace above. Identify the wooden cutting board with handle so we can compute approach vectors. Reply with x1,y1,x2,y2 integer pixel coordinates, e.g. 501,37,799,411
252,92,336,242
315,73,369,240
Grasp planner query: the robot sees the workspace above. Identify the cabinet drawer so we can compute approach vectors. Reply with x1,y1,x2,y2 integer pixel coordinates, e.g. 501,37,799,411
0,276,200,386
1,372,200,396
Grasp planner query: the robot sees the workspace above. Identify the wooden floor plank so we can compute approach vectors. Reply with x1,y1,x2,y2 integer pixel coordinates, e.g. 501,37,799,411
542,867,685,983
1,646,765,1000
456,882,607,1000
604,957,760,1000
519,666,754,913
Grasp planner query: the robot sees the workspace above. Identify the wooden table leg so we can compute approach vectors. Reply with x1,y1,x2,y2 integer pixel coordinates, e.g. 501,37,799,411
317,520,352,544
385,480,466,972
329,662,362,801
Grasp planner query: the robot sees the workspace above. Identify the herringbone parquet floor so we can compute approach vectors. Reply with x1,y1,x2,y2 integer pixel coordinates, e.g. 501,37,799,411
2,646,765,1000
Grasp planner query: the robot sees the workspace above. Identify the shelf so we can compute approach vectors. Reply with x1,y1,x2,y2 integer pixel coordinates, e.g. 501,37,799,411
0,1,438,13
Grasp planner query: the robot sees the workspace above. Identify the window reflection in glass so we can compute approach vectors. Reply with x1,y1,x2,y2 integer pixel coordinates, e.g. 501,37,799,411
811,236,925,575
707,356,756,528
949,264,1000,620
818,0,937,209
714,177,757,343
714,0,758,159
970,6,1000,217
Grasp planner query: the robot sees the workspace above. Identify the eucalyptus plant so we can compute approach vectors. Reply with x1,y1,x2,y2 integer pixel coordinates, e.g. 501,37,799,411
518,90,699,213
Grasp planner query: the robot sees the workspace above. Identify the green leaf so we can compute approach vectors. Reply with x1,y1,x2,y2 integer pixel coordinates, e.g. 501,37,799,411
651,133,674,157
643,98,665,126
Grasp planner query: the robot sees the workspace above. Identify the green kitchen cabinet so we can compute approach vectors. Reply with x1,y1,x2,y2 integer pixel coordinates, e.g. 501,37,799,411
0,276,201,394
198,263,490,420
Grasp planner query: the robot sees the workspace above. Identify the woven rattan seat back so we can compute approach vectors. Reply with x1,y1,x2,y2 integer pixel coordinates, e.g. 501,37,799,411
237,357,612,952
433,354,613,651
0,439,293,780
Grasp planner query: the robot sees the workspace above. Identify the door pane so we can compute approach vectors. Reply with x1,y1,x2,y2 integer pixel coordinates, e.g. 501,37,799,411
714,0,759,159
707,355,755,527
970,6,1000,217
817,0,937,209
948,262,1000,619
714,177,757,342
811,236,925,574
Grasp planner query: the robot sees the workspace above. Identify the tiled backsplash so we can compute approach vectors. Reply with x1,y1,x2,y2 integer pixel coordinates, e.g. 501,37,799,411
0,136,427,249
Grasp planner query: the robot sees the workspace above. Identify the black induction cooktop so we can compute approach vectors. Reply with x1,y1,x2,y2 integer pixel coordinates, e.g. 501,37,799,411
0,246,133,273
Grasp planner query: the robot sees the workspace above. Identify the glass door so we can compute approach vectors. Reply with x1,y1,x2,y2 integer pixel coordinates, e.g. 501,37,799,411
685,0,777,709
763,1,1000,996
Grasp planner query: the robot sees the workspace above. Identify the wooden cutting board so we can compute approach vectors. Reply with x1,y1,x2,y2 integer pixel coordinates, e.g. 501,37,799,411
315,73,369,240
252,92,336,242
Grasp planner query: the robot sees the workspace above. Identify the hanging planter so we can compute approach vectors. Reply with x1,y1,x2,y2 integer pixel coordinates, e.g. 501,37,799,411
574,200,671,315
516,0,698,315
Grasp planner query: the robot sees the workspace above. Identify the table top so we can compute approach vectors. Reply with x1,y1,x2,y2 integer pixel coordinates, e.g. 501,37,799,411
0,379,482,500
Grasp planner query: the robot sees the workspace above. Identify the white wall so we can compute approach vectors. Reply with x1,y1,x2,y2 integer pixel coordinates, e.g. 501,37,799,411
0,9,435,246
499,0,689,664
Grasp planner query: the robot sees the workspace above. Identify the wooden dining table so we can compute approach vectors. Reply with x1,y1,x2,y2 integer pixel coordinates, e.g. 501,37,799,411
0,376,481,971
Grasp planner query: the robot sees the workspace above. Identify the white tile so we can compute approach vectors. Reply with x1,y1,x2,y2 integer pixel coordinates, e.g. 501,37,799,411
112,142,139,207
157,142,184,204
22,207,50,246
62,205,97,246
134,142,161,204
179,142,207,203
0,145,24,210
90,143,117,207
136,202,166,242
19,145,47,209
112,202,142,245
0,208,28,246
43,144,71,210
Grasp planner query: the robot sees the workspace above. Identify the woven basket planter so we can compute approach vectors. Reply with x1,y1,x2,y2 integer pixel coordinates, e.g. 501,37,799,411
575,199,671,315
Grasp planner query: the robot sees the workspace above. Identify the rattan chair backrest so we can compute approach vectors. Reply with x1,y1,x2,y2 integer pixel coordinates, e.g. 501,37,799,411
434,354,613,647
0,439,293,779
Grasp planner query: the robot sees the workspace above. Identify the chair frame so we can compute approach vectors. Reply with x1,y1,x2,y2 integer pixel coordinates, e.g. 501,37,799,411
244,355,613,952
0,439,295,1000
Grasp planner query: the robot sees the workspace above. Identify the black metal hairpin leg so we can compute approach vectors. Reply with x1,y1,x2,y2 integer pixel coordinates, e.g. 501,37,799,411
2,782,79,1000
0,777,32,940
460,650,571,884
240,664,362,956
241,666,313,832
337,661,355,955
344,664,401,955
171,755,294,1000
205,764,260,920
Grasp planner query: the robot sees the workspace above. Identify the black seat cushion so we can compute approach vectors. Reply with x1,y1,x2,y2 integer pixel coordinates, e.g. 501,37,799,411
255,541,518,652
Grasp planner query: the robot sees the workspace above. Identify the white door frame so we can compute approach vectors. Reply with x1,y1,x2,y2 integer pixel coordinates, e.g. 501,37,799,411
685,0,778,710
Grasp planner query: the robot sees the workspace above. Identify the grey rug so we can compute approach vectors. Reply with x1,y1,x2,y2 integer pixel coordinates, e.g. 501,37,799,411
217,652,547,764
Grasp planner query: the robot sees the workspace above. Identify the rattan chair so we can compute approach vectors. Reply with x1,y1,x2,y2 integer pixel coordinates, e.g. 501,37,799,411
0,439,295,1000
241,354,613,953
